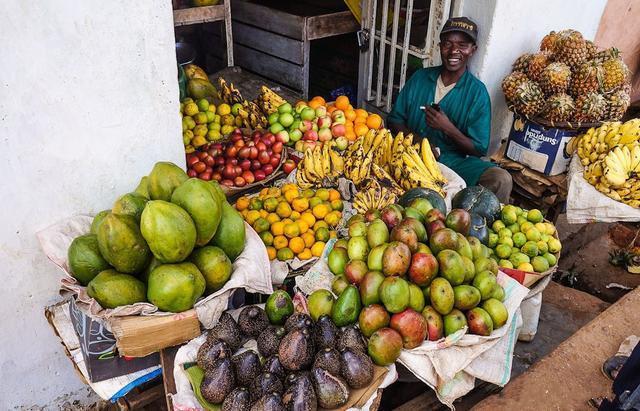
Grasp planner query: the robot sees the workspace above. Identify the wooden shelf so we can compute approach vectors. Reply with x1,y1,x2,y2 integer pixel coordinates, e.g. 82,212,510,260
173,4,225,27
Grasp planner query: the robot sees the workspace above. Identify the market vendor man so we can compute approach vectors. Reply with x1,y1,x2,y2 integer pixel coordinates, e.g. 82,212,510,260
388,17,512,203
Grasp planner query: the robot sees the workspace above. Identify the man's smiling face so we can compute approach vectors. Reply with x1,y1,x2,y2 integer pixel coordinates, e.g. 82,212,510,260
439,32,477,72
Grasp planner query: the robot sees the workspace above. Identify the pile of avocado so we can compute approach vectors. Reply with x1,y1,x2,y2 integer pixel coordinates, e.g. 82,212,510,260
194,290,376,410
66,161,246,313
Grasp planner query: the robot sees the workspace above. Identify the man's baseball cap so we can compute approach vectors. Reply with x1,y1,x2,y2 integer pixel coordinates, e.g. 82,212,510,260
440,17,478,43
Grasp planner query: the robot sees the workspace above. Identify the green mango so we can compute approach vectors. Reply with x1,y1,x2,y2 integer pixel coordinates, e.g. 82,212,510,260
210,202,245,261
67,234,111,285
97,213,150,274
87,269,146,308
141,200,196,263
148,162,188,201
331,285,362,327
171,178,222,246
147,262,206,312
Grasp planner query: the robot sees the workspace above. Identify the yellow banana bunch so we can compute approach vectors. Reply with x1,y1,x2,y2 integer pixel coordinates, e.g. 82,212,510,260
237,100,268,129
216,77,243,105
352,179,398,213
295,141,343,188
420,138,447,185
255,86,287,115
575,119,640,167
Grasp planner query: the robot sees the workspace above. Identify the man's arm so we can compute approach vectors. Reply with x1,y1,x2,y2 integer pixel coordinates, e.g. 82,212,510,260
424,106,480,156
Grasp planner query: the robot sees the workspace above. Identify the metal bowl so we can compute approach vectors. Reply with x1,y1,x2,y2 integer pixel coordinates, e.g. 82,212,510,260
176,42,197,66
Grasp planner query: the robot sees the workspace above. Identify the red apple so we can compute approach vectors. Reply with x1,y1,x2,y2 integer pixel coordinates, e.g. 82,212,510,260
282,160,296,174
242,170,255,184
263,164,274,175
240,159,251,171
256,142,267,152
212,172,222,181
187,169,198,177
272,141,284,154
331,123,346,137
197,151,208,160
317,116,332,129
303,130,318,141
331,110,346,125
318,127,332,142
187,156,199,167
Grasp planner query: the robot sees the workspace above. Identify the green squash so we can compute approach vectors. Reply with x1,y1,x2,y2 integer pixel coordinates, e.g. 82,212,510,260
398,188,446,215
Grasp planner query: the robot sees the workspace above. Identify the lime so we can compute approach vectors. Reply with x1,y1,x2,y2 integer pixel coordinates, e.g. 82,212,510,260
543,252,557,266
197,98,210,112
521,241,539,258
498,259,514,269
531,256,550,273
498,228,512,238
527,209,544,223
495,244,512,259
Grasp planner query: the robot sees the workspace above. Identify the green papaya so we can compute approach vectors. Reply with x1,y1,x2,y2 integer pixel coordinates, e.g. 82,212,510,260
141,255,161,283
97,213,150,274
190,246,232,294
67,234,111,285
171,179,221,246
148,162,188,201
90,210,111,235
187,78,217,100
331,285,361,327
134,176,150,199
210,202,245,261
140,200,197,263
147,262,206,312
207,180,226,204
112,192,148,222
87,269,147,308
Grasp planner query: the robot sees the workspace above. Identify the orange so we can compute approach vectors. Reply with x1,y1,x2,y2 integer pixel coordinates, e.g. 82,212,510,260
283,223,300,239
354,116,367,125
330,199,343,211
314,220,329,231
312,96,326,106
271,221,285,236
281,183,297,192
345,122,354,131
240,209,248,219
327,105,337,115
355,108,368,118
253,217,270,233
273,235,289,250
354,123,369,137
328,189,341,201
345,109,357,122
300,212,316,227
315,227,330,242
266,213,280,224
259,209,269,218
297,220,309,234
282,218,294,225
276,202,292,218
289,237,305,254
324,210,342,227
316,188,330,201
311,241,326,257
284,189,299,203
298,248,313,260
366,114,383,129
308,99,322,110
290,211,301,221
268,187,282,197
259,231,274,246
346,130,357,141
312,203,331,219
291,197,309,212
302,232,316,248
335,95,350,110
245,210,261,225
329,230,338,239
235,196,250,211
266,246,277,260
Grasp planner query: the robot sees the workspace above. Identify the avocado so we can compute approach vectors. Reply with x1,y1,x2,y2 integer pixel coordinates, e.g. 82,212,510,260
251,392,285,411
197,338,231,371
313,315,338,350
278,328,315,371
282,372,317,411
284,371,311,389
238,305,270,338
232,350,261,387
331,285,362,327
265,290,294,325
210,202,246,261
312,348,341,376
209,312,242,352
200,357,236,404
263,355,286,380
311,367,349,409
337,325,366,353
340,348,374,389
257,326,286,358
250,372,284,403
222,387,250,411
284,312,314,333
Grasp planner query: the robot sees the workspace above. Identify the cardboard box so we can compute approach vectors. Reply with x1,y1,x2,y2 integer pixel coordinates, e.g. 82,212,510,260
505,116,578,176
69,299,161,382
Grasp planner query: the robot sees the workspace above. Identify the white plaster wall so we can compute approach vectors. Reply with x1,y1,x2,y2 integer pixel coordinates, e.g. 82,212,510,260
458,0,608,154
0,2,183,408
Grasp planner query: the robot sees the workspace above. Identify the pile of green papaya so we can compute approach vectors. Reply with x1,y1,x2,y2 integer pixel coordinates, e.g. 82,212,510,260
67,161,246,313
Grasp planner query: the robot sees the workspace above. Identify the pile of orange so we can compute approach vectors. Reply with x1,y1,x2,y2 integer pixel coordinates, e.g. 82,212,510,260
235,183,344,261
307,95,383,142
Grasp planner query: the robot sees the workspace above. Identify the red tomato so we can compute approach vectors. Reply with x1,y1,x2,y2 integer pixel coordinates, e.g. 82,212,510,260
187,169,198,177
251,160,262,171
223,164,236,179
221,179,234,186
240,159,251,171
234,176,246,187
272,141,283,154
254,170,266,181
226,146,238,158
187,156,199,167
258,151,270,165
193,162,206,173
242,171,255,184
269,156,280,167
199,172,211,181
263,164,274,175
256,142,267,152
204,156,215,167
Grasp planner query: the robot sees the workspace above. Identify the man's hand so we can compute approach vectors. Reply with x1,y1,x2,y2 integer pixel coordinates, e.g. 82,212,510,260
424,106,455,134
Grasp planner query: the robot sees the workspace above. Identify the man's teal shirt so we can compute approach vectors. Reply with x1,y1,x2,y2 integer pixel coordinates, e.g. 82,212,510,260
388,65,494,185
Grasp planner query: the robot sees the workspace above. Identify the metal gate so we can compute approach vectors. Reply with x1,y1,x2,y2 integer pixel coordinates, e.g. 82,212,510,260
357,0,460,113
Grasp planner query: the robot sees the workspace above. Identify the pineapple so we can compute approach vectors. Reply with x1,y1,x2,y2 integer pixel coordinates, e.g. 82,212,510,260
526,52,552,82
574,92,606,122
540,93,575,123
592,47,620,64
554,29,589,69
539,31,558,53
585,40,598,60
510,80,545,118
512,53,533,73
539,62,571,95
602,58,631,92
501,71,529,103
604,89,631,120
569,60,604,97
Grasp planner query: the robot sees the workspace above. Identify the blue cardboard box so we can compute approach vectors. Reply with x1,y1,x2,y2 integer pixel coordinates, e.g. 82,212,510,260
505,116,578,176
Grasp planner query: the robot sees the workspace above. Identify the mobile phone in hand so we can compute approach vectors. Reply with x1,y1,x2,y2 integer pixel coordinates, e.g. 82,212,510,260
431,103,440,111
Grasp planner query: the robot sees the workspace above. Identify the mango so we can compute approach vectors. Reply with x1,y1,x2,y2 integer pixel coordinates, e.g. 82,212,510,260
308,289,335,321
87,269,146,308
97,213,150,274
328,246,349,275
358,304,390,337
366,219,389,248
147,262,205,312
210,202,245,261
265,290,293,325
367,243,389,272
466,307,494,336
421,306,444,341
453,285,481,310
437,250,465,285
473,270,497,300
347,236,369,261
408,283,426,312
429,277,454,315
140,200,196,263
379,276,410,313
187,78,217,100
332,275,349,296
443,309,467,336
482,298,508,328
367,327,403,366
171,178,222,246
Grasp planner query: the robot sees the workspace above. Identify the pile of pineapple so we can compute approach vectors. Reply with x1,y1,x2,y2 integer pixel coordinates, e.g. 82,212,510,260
502,29,631,124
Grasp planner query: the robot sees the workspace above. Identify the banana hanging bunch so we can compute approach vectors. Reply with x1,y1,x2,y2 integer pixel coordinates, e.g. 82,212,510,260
237,100,268,129
344,129,391,185
570,119,640,167
584,142,640,207
352,178,399,213
216,77,243,105
296,141,344,188
255,86,287,116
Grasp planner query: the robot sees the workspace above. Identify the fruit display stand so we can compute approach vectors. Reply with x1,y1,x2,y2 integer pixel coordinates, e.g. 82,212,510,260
223,0,359,98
